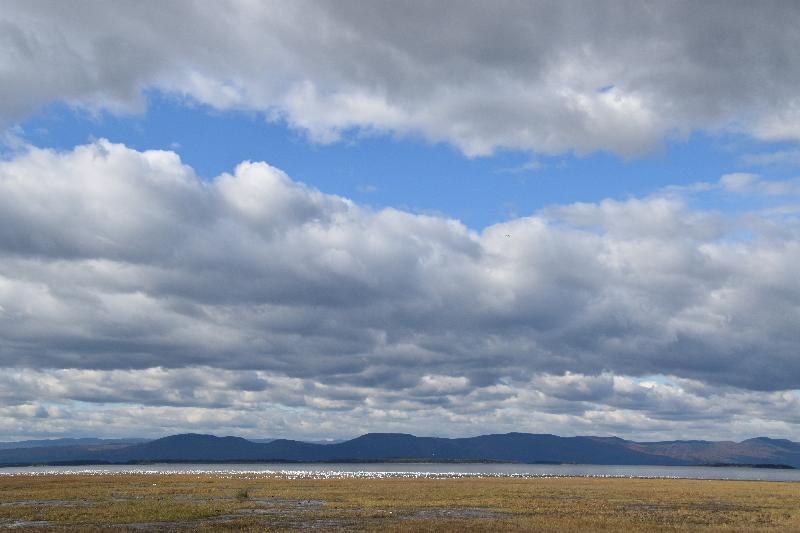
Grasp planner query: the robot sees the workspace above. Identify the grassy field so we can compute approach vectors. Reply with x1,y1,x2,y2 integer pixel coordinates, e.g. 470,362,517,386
0,473,798,531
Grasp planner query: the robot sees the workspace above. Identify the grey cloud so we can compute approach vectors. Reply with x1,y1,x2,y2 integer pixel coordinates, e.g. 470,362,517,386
0,141,800,401
533,373,615,402
3,1,800,156
0,368,798,441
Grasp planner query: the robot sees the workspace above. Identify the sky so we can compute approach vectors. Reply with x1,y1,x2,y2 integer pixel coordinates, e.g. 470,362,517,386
1,1,800,442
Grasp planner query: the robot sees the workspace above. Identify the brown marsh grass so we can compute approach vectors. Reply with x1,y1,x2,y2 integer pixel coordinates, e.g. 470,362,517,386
0,473,798,531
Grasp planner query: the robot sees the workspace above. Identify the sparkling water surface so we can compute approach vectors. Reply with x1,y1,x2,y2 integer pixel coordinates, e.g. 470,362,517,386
1,463,798,481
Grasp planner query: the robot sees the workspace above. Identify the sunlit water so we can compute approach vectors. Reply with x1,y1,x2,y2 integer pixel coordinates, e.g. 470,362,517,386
1,463,798,481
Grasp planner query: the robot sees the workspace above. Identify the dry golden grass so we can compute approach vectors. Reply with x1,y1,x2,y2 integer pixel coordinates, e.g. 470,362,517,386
0,474,797,531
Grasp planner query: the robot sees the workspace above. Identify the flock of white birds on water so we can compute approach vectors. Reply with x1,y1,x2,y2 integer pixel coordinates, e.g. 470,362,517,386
0,469,681,479
2,465,798,482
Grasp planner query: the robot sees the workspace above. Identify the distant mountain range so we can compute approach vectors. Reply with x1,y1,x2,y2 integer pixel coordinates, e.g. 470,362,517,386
0,437,147,450
0,433,798,468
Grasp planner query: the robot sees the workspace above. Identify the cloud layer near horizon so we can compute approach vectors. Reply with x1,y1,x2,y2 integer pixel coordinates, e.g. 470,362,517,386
3,1,800,156
1,140,799,439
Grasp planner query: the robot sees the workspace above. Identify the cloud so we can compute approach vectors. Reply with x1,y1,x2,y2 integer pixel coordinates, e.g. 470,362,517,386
741,149,800,168
719,172,760,193
356,184,378,194
3,2,800,156
720,172,800,196
494,160,544,175
0,140,798,438
0,140,800,414
0,368,798,441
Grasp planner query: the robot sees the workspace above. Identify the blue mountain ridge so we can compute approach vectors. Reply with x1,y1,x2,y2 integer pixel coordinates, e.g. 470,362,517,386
0,432,797,467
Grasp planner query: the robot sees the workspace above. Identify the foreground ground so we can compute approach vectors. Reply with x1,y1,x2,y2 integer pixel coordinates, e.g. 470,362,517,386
0,473,798,531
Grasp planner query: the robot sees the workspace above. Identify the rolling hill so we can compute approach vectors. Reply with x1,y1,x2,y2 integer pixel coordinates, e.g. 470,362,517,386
0,432,797,467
